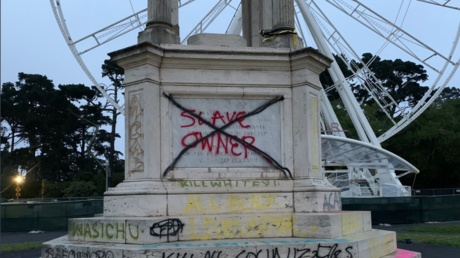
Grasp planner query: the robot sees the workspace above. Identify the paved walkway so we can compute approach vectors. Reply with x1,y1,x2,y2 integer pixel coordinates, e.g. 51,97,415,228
397,242,460,258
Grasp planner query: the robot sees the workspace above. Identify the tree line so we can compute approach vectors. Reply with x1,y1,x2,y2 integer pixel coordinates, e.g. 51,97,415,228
1,61,124,198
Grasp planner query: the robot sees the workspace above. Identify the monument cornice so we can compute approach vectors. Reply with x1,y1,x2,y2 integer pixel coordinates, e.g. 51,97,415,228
160,82,294,88
291,81,323,91
290,48,333,74
122,78,160,88
111,43,295,72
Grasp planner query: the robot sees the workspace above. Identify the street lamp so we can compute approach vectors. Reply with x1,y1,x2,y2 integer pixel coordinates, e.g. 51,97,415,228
15,175,23,199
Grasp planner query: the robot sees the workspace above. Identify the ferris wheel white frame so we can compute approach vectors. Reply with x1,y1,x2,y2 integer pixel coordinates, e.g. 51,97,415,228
50,0,460,145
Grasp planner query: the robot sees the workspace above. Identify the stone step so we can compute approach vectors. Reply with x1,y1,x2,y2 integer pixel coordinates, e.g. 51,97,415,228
104,180,343,217
43,230,419,258
68,211,371,245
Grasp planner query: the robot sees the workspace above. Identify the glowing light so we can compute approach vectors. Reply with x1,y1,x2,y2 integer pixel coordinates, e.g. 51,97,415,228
15,176,23,183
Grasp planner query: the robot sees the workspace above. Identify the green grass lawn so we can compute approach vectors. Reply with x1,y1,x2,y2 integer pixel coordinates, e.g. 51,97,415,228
0,242,43,253
399,225,460,248
402,225,460,234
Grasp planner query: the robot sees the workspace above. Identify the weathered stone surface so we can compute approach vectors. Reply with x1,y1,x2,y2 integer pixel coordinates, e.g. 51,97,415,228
104,195,167,217
138,25,179,45
292,213,342,239
384,249,422,258
188,33,247,47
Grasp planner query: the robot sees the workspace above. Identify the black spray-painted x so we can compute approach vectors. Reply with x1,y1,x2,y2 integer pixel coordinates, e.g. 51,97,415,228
163,93,293,179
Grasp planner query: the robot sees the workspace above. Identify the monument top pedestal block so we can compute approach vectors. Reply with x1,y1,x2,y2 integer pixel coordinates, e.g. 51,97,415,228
102,42,340,218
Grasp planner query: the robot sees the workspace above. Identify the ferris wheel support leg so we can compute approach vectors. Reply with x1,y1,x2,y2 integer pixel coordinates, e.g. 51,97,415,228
296,0,380,147
320,90,346,137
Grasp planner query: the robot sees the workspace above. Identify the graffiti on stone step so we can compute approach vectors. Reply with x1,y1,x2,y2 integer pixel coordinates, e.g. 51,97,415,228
71,221,127,240
236,245,353,258
188,215,317,240
368,234,395,258
150,218,185,239
341,213,363,236
323,192,341,211
162,251,223,258
182,193,290,214
43,243,354,258
43,247,114,258
156,245,354,258
70,221,148,242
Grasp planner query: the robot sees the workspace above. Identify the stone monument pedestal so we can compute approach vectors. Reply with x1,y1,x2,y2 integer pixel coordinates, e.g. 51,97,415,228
42,41,420,258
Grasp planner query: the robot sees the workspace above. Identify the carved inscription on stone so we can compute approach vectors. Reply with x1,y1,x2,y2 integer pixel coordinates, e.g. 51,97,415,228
172,98,282,167
128,90,145,173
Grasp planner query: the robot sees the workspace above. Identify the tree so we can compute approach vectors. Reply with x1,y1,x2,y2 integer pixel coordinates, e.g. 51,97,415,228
384,97,460,188
101,60,124,187
321,53,430,138
353,53,429,117
1,73,112,198
438,86,460,101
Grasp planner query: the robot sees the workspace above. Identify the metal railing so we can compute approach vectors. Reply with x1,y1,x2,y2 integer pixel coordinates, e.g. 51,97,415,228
3,197,103,204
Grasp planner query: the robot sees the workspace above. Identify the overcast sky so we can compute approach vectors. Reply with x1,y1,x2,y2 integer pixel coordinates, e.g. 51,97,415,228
2,0,459,155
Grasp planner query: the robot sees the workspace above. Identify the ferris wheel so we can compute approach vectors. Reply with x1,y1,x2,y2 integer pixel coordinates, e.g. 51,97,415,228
50,0,460,191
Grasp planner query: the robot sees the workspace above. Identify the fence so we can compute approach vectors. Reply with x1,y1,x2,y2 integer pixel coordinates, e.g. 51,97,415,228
2,196,460,231
5,197,103,204
1,199,103,232
343,195,460,224
412,188,460,196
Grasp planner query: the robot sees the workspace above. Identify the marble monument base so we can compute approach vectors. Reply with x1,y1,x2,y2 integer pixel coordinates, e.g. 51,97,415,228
42,230,420,258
